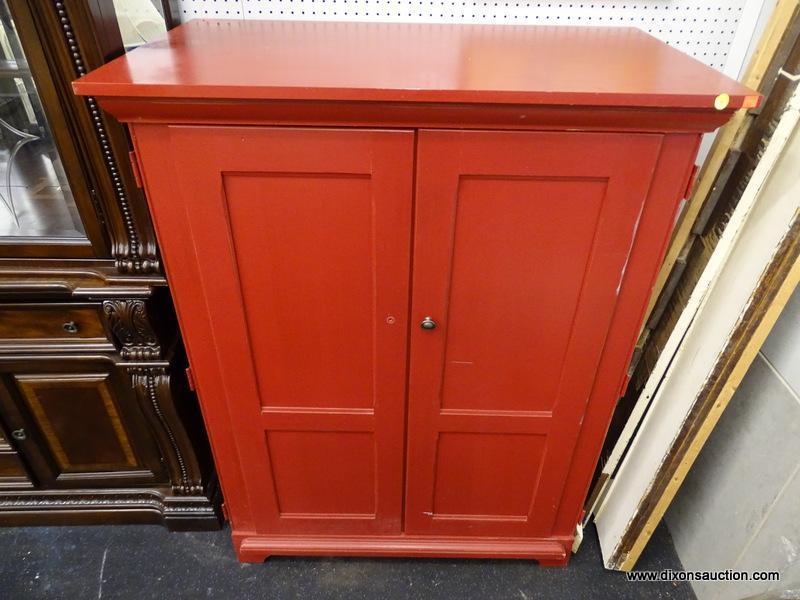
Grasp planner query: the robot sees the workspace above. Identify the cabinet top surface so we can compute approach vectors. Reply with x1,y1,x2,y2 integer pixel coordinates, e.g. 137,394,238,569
74,19,757,111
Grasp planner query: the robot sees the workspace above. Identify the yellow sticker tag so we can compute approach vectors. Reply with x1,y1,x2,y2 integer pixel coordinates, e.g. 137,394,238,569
714,93,730,110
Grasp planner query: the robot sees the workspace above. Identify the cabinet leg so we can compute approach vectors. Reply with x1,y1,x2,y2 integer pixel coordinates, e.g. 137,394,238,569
236,548,270,563
538,556,570,567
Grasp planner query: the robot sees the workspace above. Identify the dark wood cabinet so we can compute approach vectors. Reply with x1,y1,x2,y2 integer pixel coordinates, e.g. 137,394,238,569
0,2,218,530
77,20,757,562
0,361,167,488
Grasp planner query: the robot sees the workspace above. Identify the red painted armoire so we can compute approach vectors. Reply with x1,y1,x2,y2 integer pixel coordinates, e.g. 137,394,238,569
74,20,756,565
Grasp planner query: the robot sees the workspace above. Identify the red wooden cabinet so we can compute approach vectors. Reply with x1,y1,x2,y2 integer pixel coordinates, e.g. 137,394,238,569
74,20,756,564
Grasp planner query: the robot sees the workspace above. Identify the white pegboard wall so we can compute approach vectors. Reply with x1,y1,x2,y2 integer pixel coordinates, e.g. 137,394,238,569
175,0,765,72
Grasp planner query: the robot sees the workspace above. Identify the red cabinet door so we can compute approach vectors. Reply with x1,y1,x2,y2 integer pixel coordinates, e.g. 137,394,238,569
405,130,663,538
137,126,414,535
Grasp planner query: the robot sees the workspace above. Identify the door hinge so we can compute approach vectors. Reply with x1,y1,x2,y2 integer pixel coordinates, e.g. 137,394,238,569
683,163,699,200
128,150,143,188
185,366,196,391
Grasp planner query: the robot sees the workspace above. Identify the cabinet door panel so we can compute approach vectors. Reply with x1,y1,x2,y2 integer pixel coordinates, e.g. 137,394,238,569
0,365,165,487
138,126,414,535
16,373,138,473
405,130,662,537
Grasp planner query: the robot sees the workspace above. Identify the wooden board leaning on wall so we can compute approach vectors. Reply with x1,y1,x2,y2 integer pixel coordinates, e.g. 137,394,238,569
590,1,800,487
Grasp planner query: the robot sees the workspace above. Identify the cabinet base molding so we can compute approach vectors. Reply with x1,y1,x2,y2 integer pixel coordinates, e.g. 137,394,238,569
234,533,572,565
0,486,221,531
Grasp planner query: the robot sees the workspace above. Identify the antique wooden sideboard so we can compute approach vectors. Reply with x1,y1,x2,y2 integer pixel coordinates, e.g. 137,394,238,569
74,19,757,563
0,1,219,530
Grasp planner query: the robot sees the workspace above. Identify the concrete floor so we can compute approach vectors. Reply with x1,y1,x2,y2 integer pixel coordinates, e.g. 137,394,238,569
0,522,693,599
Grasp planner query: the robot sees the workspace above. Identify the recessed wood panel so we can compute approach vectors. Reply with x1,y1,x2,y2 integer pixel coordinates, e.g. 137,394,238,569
267,431,376,517
14,373,138,472
224,173,375,409
432,433,545,518
442,176,607,412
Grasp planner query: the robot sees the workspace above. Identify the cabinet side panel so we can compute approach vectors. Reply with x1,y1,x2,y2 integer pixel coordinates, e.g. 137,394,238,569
553,133,701,536
132,123,256,532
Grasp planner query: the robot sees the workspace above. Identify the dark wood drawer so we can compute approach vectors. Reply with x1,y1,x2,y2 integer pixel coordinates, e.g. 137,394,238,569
0,304,114,352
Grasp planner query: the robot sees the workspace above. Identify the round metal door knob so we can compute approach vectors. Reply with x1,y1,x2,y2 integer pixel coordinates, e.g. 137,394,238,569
420,316,437,330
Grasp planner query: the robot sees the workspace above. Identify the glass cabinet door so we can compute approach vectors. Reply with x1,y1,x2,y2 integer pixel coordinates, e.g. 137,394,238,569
0,0,88,243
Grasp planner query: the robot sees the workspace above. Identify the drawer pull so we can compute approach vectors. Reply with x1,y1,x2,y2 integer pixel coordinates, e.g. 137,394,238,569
11,429,26,441
62,321,79,334
420,316,437,330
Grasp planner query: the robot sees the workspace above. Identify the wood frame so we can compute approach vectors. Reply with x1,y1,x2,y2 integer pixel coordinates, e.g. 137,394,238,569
644,0,799,323
614,223,800,571
594,86,800,570
589,1,800,527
